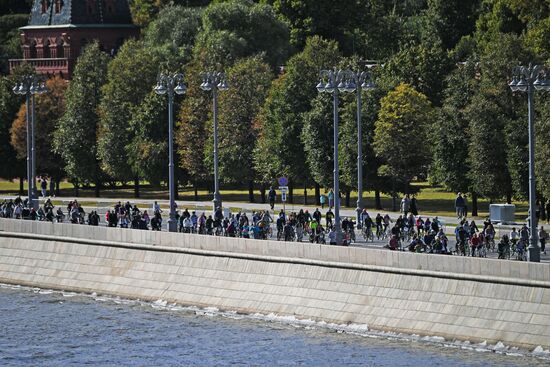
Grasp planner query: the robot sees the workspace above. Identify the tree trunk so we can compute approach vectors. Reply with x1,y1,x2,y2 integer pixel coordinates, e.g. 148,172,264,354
260,184,266,203
315,183,321,205
288,180,294,204
55,178,61,197
19,177,24,196
391,178,397,211
74,181,79,198
94,180,101,198
472,192,478,217
345,190,350,207
248,180,255,203
506,192,512,204
194,182,198,201
541,196,546,221
134,177,140,198
175,176,179,201
303,180,308,205
375,189,382,210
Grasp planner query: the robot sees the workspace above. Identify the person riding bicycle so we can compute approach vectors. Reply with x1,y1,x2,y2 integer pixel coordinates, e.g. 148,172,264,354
423,217,431,233
206,215,215,235
456,224,467,255
470,232,480,257
283,221,294,241
383,214,391,233
375,213,383,238
152,201,162,216
519,225,529,243
325,209,334,229
415,216,424,234
509,227,519,246
387,235,399,250
497,234,510,259
182,216,192,233
309,220,319,242
516,237,526,260
363,213,374,239
276,215,285,239
431,217,440,233
313,208,322,223
226,221,236,237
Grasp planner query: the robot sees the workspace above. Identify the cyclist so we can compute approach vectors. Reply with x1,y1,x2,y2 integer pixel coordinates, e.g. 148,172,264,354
375,213,383,238
313,208,322,224
416,216,424,235
470,232,480,257
497,234,510,259
325,208,334,229
383,214,391,234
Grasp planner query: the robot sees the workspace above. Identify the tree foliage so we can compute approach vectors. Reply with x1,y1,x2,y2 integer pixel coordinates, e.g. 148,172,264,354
10,76,67,179
215,56,272,184
373,83,434,191
194,0,290,70
97,40,173,181
54,42,110,186
254,36,340,187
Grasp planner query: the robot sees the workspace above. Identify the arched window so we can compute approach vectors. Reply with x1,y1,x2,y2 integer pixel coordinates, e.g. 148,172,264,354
54,0,63,14
103,0,115,14
41,0,49,14
86,0,96,15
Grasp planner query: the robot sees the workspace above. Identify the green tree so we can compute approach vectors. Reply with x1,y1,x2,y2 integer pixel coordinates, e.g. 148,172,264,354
301,93,334,188
466,91,512,200
97,40,173,183
425,0,480,50
254,36,340,202
143,5,203,62
379,39,451,106
431,61,478,194
373,84,434,196
0,0,32,15
126,91,168,185
54,42,110,196
10,76,67,182
0,14,28,74
0,74,25,183
536,96,550,199
194,0,290,70
176,60,210,196
214,55,273,202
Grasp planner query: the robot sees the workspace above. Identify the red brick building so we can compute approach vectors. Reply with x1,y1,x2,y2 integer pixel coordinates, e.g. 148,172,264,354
9,0,138,79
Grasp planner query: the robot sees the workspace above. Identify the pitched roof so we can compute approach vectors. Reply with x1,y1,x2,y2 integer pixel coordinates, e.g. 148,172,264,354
28,0,133,26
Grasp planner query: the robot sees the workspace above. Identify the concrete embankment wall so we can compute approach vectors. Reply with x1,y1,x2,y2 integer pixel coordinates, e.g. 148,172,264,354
0,219,549,349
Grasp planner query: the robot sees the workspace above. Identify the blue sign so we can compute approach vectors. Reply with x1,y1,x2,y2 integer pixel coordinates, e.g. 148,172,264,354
278,177,288,186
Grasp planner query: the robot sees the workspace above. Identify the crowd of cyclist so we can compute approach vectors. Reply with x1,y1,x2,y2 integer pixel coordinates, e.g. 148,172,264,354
1,193,548,260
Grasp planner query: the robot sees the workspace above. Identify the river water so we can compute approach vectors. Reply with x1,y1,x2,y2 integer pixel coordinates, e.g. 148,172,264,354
0,284,548,366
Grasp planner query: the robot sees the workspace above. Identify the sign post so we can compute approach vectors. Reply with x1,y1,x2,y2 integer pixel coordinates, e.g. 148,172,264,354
279,185,288,214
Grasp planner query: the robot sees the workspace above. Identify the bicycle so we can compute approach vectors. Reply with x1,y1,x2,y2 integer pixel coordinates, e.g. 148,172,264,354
362,226,374,242
457,240,469,256
477,244,487,258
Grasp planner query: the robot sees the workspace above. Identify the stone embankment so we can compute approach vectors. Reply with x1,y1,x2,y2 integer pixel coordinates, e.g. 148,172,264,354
0,218,548,349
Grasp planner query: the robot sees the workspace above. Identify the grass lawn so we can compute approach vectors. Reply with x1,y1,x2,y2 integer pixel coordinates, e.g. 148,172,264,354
0,179,529,220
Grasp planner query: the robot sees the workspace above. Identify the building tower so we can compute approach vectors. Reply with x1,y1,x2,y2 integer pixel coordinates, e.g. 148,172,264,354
9,0,138,79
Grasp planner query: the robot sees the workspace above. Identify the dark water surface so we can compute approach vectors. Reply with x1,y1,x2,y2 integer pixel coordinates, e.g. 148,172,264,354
0,285,548,366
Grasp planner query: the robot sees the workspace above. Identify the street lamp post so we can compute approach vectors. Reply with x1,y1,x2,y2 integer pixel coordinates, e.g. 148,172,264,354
12,75,47,210
346,71,375,228
316,69,354,245
154,72,187,232
200,72,229,211
509,64,550,262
